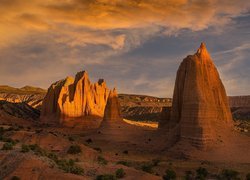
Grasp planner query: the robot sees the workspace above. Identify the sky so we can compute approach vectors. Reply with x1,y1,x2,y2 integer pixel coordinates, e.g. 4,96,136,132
0,0,249,97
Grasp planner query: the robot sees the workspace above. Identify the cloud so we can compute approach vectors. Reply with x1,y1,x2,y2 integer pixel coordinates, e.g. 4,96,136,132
0,0,250,96
0,0,249,49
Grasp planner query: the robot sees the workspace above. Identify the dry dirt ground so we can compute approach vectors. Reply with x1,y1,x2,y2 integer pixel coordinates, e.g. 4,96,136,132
0,117,249,180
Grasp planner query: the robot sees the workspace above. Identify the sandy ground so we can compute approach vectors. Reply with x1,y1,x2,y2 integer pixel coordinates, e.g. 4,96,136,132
0,116,250,179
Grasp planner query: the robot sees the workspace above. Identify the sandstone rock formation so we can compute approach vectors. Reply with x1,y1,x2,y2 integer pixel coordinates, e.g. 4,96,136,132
164,43,233,148
41,71,109,124
100,88,123,128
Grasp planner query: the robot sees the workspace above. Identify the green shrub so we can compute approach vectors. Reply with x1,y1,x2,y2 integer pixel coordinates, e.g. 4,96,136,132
68,136,75,141
116,168,125,178
21,144,30,153
152,158,161,166
141,163,154,173
163,169,176,180
116,161,131,167
48,152,58,162
123,150,128,154
96,174,116,180
67,145,82,154
220,169,239,180
185,171,194,180
57,159,84,175
94,147,102,153
0,127,4,136
11,176,20,180
97,156,108,165
246,173,250,180
29,144,47,156
196,167,208,179
2,142,14,150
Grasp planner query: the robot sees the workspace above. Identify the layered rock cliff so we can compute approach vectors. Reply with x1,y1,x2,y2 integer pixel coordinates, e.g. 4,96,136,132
0,86,46,109
164,43,233,148
41,71,109,124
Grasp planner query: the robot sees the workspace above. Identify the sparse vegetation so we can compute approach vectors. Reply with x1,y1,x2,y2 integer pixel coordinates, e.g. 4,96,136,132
96,174,116,180
163,169,176,180
196,167,208,179
2,142,15,150
141,163,154,173
123,150,128,154
56,159,84,175
115,168,125,178
86,138,93,144
94,147,102,153
220,169,239,180
97,155,108,165
246,173,250,180
67,145,82,154
116,161,131,167
21,144,30,153
20,143,84,175
185,170,194,180
68,136,75,141
11,176,20,180
152,158,161,166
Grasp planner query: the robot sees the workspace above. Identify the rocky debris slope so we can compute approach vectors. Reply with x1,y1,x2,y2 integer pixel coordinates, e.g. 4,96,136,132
0,85,46,110
41,71,109,124
163,43,233,148
119,94,171,121
0,100,40,120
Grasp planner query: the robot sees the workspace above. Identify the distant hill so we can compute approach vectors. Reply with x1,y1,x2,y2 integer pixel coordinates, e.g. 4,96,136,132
0,85,249,121
0,85,46,94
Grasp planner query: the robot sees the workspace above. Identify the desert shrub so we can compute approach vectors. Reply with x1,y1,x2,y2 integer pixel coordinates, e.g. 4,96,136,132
123,150,128,154
67,145,82,154
86,138,93,144
185,170,194,180
21,144,30,153
97,155,108,165
94,147,102,153
0,127,4,135
163,169,176,180
220,169,239,180
116,161,131,167
11,176,20,180
68,136,75,141
35,129,43,133
141,163,154,173
48,152,58,162
57,159,84,175
246,173,250,180
116,168,125,178
196,167,208,179
2,142,14,150
4,138,18,145
152,158,161,166
96,174,116,180
29,144,47,156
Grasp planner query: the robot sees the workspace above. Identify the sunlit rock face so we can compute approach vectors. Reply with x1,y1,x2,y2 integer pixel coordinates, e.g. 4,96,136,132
166,43,233,148
100,88,123,128
41,71,109,124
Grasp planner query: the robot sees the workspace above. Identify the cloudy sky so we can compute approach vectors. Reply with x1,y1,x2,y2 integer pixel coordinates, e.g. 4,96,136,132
0,0,249,97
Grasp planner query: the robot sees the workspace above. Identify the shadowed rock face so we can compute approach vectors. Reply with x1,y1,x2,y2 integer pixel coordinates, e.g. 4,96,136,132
101,88,123,128
166,43,233,148
41,71,109,124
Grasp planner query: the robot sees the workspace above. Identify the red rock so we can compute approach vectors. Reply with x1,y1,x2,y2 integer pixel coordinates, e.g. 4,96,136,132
166,43,233,148
41,71,109,124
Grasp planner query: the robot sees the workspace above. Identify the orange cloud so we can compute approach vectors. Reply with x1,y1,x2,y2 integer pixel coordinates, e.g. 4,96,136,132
0,0,249,49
